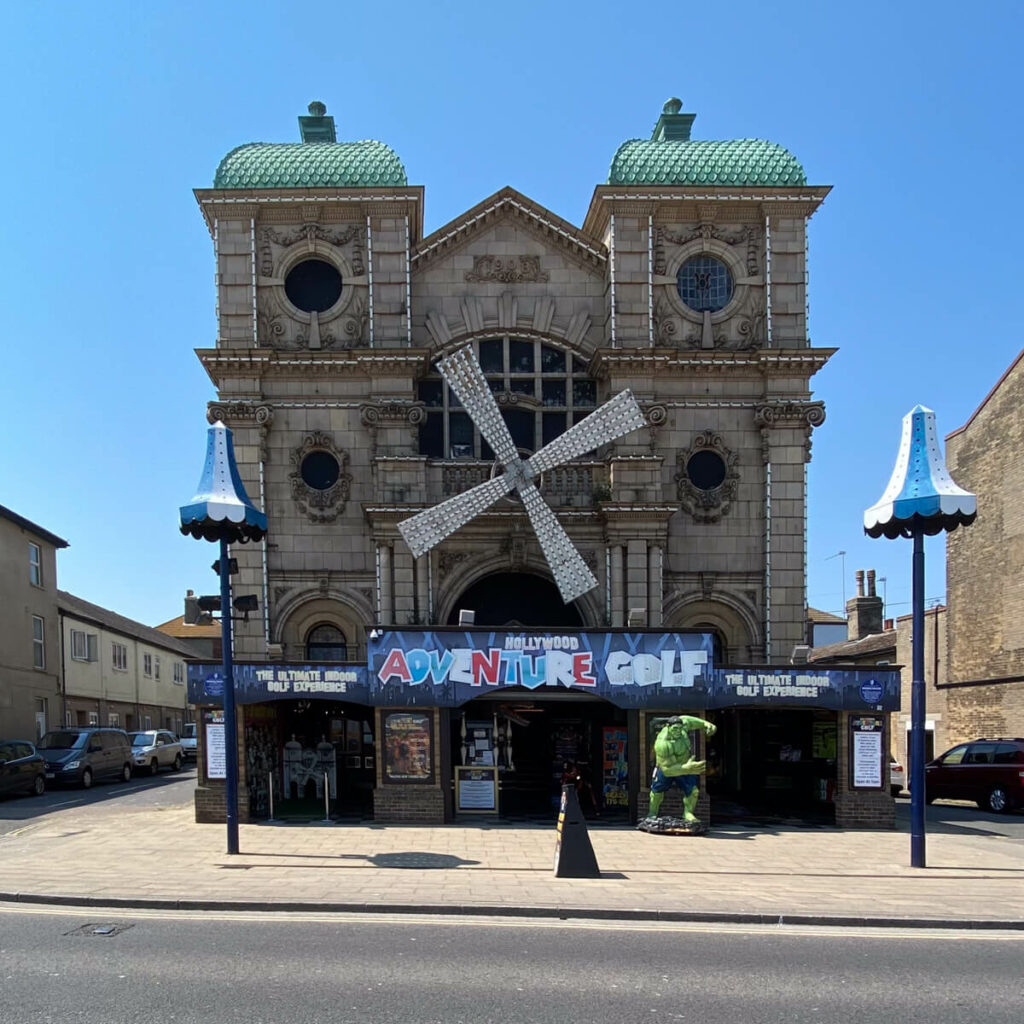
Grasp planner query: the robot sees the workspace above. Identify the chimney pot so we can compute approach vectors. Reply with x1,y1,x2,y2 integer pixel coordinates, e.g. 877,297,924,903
867,569,876,597
855,570,865,597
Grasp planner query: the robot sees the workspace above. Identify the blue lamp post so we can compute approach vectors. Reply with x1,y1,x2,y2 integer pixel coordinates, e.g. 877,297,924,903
179,421,267,855
864,405,975,868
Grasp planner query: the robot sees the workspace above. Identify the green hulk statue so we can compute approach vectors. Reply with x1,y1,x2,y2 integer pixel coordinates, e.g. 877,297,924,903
648,715,716,823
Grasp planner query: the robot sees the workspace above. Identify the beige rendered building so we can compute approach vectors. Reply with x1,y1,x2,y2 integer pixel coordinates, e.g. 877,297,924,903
0,505,68,739
188,100,897,827
58,591,195,737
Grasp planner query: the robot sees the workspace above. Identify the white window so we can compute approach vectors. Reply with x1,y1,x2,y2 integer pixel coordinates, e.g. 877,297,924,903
154,656,160,680
88,711,99,726
143,653,153,677
31,616,45,670
71,630,99,662
29,543,42,587
143,715,152,730
173,662,185,685
108,712,120,727
112,642,128,671
64,710,73,726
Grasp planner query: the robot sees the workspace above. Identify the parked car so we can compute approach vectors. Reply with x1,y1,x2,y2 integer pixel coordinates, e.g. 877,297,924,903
179,722,197,761
128,730,183,775
0,740,46,797
890,759,905,798
925,738,1024,813
37,728,133,788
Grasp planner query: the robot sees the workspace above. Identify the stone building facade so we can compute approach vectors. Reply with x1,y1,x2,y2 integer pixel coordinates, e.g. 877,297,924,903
0,505,68,739
944,348,1024,742
188,100,897,827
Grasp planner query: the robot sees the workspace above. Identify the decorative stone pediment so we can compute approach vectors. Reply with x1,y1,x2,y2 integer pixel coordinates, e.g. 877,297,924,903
412,186,606,275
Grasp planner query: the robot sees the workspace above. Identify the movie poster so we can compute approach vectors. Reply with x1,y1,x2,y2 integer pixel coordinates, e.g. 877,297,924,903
382,710,434,784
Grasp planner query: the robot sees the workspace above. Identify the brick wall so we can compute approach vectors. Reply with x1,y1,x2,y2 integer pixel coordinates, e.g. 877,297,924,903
946,351,1024,742
834,712,894,829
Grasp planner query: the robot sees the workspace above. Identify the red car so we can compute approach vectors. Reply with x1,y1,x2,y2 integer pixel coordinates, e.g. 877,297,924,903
925,738,1024,813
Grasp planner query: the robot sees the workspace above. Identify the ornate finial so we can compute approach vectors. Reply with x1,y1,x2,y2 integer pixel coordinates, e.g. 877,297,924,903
308,100,327,117
663,98,683,115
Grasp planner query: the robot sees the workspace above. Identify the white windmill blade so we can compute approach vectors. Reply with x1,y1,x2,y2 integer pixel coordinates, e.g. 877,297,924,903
516,481,598,603
398,474,515,558
438,345,519,463
527,389,646,475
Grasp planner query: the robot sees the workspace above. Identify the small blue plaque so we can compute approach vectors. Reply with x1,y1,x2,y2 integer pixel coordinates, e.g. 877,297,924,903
859,678,883,704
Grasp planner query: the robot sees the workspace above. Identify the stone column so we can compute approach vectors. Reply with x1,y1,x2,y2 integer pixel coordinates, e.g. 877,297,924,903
415,554,430,626
378,543,393,625
647,544,663,627
610,545,625,627
393,545,415,625
626,539,648,623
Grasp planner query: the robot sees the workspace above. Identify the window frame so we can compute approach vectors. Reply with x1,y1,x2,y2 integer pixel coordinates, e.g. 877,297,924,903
28,542,42,587
173,662,185,685
112,642,128,672
417,337,598,461
31,615,45,670
143,653,153,677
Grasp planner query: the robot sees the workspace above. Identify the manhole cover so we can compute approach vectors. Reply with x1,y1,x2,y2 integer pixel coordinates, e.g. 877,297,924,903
65,923,134,937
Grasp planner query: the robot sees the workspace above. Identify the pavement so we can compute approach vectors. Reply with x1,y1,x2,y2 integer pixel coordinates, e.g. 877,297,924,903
1,794,1023,929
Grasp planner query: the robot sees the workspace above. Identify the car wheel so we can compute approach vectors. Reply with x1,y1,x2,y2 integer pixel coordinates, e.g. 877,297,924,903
32,775,45,797
81,768,93,789
986,787,1010,813
150,758,159,776
122,763,132,783
173,754,182,772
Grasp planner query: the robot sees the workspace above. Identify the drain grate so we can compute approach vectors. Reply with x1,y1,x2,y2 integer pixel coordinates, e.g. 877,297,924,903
65,922,134,937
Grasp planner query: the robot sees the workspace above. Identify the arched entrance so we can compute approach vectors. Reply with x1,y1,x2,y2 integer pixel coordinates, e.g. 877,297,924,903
445,572,584,627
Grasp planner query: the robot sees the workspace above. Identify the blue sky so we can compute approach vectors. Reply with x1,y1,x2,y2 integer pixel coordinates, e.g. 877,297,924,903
1,1,1020,629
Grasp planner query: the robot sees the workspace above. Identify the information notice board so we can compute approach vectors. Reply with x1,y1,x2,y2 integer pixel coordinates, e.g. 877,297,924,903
455,765,498,813
849,715,884,789
204,709,225,780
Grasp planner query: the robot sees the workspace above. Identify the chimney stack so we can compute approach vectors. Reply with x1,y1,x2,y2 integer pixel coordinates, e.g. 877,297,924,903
847,567,884,640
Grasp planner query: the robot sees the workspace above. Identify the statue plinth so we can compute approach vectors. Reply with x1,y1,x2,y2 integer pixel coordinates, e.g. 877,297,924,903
638,815,708,836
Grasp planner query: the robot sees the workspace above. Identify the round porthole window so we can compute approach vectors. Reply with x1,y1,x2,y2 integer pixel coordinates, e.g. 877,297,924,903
300,451,340,490
686,450,727,491
676,256,734,313
285,259,343,313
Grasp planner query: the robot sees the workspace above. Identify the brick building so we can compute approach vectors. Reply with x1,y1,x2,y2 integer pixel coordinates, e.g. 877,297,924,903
187,99,898,828
943,348,1024,743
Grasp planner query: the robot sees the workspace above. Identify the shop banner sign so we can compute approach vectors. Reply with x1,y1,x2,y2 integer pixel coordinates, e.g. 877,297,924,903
707,668,900,711
369,629,714,708
188,663,371,706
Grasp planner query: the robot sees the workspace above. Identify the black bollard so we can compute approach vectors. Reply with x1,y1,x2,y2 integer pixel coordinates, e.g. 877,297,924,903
553,783,601,878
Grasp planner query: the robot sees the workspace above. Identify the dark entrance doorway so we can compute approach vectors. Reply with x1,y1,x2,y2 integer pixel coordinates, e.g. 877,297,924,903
452,693,628,822
706,708,837,825
446,573,585,628
244,700,375,821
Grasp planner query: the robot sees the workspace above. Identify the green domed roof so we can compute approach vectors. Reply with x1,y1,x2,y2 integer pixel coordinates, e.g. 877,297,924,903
608,99,805,187
213,101,408,189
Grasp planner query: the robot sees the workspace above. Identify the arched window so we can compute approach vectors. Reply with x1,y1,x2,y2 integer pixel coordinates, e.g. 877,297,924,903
693,623,727,665
417,338,597,459
306,623,347,662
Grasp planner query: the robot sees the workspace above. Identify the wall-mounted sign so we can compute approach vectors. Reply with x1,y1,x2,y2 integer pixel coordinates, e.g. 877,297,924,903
382,710,434,785
850,715,884,789
204,709,225,780
188,641,900,712
455,765,498,813
188,663,370,706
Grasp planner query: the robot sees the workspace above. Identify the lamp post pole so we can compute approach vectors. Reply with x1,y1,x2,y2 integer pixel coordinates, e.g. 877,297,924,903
864,405,975,869
219,536,239,855
909,531,926,868
180,420,267,857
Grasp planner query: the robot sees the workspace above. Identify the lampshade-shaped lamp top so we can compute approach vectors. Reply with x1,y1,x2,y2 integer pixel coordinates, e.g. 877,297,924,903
864,405,976,539
179,421,267,544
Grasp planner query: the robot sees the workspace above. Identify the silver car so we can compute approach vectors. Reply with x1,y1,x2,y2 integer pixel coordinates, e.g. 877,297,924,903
128,730,183,775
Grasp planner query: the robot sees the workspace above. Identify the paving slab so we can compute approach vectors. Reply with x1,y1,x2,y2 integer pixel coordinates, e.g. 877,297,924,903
1,799,1022,928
